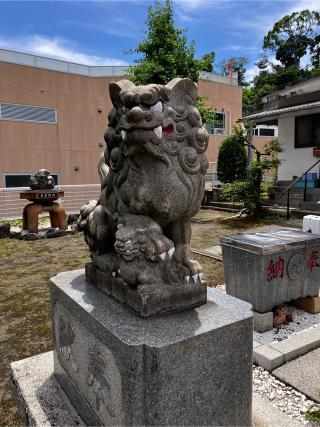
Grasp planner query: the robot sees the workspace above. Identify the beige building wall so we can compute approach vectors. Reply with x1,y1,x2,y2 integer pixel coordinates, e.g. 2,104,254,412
0,59,242,185
198,80,242,167
0,61,121,185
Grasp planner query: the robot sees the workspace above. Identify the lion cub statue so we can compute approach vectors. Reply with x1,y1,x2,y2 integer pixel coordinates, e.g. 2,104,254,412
78,78,209,316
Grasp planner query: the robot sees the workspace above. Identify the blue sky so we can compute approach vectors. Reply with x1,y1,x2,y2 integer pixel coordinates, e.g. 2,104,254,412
0,0,319,81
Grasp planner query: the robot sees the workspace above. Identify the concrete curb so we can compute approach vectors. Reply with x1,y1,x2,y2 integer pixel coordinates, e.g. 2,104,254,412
253,327,320,371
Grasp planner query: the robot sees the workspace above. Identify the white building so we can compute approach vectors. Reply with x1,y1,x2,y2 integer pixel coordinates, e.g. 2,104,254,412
244,76,320,183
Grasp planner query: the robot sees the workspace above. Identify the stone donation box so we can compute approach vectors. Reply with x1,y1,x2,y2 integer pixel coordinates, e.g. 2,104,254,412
221,227,320,314
11,79,253,426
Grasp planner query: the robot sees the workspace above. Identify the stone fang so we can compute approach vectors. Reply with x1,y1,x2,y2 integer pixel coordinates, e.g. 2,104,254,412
168,247,175,258
154,125,162,139
192,274,199,284
150,100,163,113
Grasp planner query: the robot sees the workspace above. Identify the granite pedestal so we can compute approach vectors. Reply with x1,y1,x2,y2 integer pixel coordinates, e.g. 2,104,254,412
11,269,253,426
46,269,252,426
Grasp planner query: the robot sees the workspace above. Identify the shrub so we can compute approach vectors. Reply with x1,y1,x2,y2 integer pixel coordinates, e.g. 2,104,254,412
217,124,247,183
220,138,282,216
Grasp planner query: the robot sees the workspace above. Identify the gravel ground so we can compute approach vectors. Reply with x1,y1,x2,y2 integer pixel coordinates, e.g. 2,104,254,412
216,284,320,425
216,284,320,345
254,305,320,345
253,365,320,425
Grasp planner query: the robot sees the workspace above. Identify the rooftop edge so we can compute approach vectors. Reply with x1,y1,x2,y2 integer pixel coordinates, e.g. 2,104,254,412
0,48,238,85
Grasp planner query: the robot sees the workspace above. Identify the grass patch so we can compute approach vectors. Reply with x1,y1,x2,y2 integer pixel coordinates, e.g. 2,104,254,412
216,213,283,229
0,216,50,227
305,410,320,422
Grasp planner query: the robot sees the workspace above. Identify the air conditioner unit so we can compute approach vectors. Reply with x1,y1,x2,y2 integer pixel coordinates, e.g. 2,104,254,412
214,128,225,135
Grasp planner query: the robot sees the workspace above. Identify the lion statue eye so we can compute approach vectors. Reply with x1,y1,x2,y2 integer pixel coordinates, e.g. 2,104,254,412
138,234,146,243
150,101,163,113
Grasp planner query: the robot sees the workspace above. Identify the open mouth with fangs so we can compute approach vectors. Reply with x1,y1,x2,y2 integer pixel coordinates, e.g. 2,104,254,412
120,123,174,141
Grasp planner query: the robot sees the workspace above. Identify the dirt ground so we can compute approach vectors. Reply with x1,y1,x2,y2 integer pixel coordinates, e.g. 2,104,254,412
0,210,302,426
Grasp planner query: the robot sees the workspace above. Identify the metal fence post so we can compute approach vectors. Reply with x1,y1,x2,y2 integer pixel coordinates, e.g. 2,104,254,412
303,173,307,202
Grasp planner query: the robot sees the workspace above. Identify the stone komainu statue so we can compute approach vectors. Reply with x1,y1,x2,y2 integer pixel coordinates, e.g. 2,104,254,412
78,78,209,316
28,169,55,190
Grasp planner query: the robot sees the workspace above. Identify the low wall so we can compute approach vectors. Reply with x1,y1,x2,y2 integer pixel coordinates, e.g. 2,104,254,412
0,184,101,220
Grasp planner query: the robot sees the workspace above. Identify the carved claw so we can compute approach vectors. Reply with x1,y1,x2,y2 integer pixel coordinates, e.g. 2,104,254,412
112,271,117,277
199,272,203,281
185,275,190,283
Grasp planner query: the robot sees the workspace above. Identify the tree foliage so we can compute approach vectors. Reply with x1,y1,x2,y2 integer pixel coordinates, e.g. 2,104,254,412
217,57,248,86
126,0,215,85
244,10,320,113
220,139,282,216
263,10,320,68
195,96,215,124
217,124,248,183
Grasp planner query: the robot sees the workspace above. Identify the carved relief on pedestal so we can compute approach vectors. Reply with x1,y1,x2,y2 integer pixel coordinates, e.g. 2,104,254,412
86,344,124,423
58,316,78,372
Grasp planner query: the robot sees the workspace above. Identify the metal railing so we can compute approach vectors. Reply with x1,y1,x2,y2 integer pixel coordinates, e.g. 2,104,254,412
0,184,101,220
281,159,320,220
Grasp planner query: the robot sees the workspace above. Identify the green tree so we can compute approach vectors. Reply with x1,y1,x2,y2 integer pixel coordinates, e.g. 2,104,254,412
199,52,215,73
217,123,248,183
217,57,248,86
196,96,215,124
263,10,320,68
221,139,282,216
126,0,215,85
311,34,320,69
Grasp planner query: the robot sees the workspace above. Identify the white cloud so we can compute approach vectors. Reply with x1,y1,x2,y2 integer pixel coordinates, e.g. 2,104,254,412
289,0,320,13
234,0,319,39
216,44,259,53
245,65,259,82
176,10,196,22
0,34,128,66
175,0,206,10
63,18,139,40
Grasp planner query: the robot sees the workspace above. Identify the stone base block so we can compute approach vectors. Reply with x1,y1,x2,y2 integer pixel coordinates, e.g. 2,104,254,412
12,352,287,427
86,262,207,317
293,295,320,314
253,311,274,333
10,351,84,426
49,269,253,426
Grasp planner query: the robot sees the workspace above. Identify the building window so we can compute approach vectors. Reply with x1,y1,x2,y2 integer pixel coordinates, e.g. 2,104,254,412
295,114,320,148
254,127,276,137
0,103,57,124
4,173,59,188
259,128,275,137
206,112,225,135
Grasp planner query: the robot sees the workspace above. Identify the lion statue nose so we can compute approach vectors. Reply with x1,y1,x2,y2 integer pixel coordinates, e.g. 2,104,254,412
127,107,152,123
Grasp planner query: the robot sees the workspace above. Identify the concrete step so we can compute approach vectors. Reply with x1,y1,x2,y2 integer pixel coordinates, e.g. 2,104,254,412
273,348,320,403
205,201,242,209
